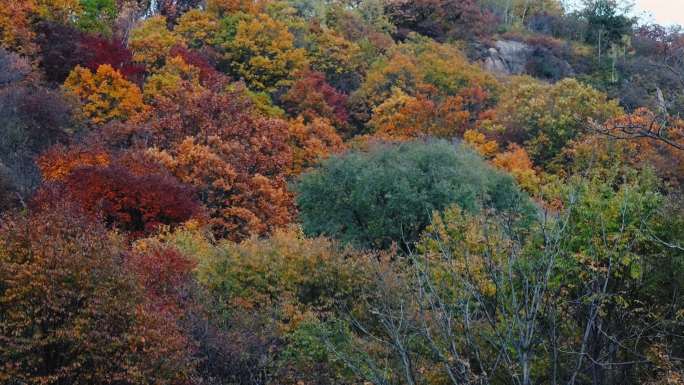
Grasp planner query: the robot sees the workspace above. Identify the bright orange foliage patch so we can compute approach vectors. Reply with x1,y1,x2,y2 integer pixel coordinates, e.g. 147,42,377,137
64,64,146,125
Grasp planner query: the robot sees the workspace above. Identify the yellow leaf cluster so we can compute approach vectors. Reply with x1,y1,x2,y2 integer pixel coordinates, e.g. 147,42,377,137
175,9,220,49
207,0,263,17
419,206,508,297
143,56,203,103
463,129,499,157
306,26,363,78
129,15,184,70
226,13,308,92
64,64,146,125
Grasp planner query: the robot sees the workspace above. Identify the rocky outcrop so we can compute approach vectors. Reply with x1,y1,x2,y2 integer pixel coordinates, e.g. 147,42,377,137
482,40,534,75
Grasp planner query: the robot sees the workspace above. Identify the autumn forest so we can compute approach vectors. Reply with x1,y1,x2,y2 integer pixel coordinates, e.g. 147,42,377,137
0,0,682,384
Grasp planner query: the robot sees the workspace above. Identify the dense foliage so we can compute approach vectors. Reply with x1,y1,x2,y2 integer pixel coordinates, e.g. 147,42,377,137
0,0,682,384
296,140,531,249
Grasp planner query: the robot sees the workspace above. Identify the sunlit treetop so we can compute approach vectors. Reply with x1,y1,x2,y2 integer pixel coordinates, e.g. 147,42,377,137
75,0,117,36
206,0,265,17
64,64,147,125
350,35,499,126
175,9,220,49
221,12,308,92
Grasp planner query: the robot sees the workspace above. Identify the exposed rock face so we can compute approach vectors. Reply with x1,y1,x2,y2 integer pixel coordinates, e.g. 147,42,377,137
483,40,533,75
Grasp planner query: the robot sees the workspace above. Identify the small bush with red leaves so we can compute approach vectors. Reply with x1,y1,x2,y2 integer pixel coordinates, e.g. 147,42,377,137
36,164,201,238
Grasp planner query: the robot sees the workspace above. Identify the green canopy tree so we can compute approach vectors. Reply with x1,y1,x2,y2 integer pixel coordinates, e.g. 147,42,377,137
295,139,532,250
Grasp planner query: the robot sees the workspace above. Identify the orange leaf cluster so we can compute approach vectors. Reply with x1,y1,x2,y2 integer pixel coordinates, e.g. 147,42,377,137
577,109,684,187
492,144,541,192
287,116,345,175
370,86,492,140
132,85,295,240
37,144,110,182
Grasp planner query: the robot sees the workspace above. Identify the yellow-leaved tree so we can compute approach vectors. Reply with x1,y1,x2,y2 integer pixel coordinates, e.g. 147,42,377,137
143,56,203,103
64,64,146,125
129,15,183,70
487,76,622,165
206,0,262,17
175,9,220,49
222,13,307,92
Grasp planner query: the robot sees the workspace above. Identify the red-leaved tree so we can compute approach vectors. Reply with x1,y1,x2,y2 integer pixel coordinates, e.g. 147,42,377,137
35,152,201,238
125,83,295,240
80,35,146,83
282,70,349,130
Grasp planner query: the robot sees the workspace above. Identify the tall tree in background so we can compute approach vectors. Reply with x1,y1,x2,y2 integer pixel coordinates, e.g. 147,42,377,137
581,0,633,62
385,0,496,42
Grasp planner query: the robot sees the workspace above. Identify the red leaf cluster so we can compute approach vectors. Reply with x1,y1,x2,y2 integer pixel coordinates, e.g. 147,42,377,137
127,246,197,313
80,35,146,83
282,70,349,129
36,162,201,238
169,44,225,86
35,22,145,83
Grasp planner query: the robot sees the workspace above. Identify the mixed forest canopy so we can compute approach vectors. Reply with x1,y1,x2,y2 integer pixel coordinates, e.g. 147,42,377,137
0,0,682,384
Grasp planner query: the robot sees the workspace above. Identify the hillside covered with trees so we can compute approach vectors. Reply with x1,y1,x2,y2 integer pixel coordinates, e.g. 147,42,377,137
0,0,683,384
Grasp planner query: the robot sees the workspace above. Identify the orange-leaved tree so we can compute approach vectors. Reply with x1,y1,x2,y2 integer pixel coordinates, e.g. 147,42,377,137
368,86,493,140
491,144,541,193
574,108,684,187
349,36,498,134
130,83,295,240
287,116,345,175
